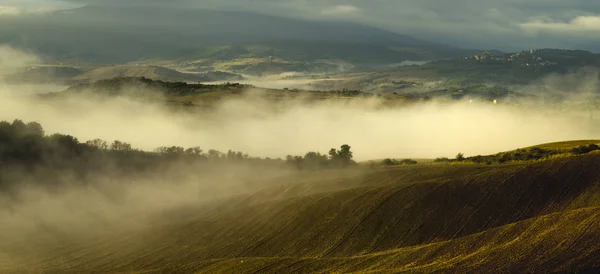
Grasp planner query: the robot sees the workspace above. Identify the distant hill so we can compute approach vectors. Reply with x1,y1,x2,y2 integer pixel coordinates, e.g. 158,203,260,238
3,66,85,84
46,77,412,108
318,49,600,95
422,48,600,85
71,66,244,84
0,5,475,66
6,65,244,85
58,77,254,99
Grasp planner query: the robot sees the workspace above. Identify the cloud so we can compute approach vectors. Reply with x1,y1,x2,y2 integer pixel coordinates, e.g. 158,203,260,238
0,0,78,15
0,45,40,76
520,16,600,34
0,5,20,15
0,5,58,15
5,0,600,51
321,5,361,16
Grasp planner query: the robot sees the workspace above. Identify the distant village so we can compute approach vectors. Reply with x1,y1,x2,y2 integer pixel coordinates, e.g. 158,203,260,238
470,50,558,68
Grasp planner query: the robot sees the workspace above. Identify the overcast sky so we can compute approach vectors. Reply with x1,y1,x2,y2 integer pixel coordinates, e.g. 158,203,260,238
2,0,600,51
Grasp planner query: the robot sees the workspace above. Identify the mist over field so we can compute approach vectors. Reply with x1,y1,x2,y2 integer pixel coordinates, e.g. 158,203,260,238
0,46,599,250
7,95,599,160
0,47,598,161
3,0,600,269
3,0,600,272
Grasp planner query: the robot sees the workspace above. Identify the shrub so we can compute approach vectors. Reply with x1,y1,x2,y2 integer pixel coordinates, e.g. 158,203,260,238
398,159,418,165
434,157,450,163
571,144,600,155
382,159,417,166
382,158,396,166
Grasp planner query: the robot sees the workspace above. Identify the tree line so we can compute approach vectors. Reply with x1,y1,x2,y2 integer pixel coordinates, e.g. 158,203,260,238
0,119,355,172
285,144,356,170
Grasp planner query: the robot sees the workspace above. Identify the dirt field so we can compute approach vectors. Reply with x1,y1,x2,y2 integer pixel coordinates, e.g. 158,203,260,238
2,151,600,273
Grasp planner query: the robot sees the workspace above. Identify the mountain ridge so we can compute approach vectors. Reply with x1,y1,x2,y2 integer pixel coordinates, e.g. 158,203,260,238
0,5,475,65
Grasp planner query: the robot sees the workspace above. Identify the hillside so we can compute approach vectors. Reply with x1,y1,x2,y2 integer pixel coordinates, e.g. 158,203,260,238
0,5,474,66
2,66,85,84
317,49,600,97
46,77,413,108
3,150,600,272
71,65,244,83
5,65,244,85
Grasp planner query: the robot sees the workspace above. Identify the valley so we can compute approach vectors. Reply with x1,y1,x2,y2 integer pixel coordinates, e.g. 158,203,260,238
2,1,600,272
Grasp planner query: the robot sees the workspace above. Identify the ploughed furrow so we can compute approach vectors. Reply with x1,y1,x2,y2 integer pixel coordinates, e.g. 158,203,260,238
3,154,600,273
184,207,600,274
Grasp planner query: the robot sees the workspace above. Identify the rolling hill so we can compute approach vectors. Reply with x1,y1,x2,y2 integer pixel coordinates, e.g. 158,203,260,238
43,77,414,109
313,49,600,96
70,65,244,84
5,65,244,85
2,145,600,272
2,66,85,84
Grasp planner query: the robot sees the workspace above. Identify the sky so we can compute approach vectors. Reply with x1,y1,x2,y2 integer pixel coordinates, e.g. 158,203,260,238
2,0,600,51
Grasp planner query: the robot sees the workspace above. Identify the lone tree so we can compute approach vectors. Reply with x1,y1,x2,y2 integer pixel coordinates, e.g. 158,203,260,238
456,153,465,162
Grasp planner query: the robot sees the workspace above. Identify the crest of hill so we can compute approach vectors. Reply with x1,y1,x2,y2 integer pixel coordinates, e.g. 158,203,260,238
419,48,600,85
0,4,475,65
71,65,244,83
524,140,600,150
55,77,411,107
4,65,245,86
62,77,252,98
334,48,600,94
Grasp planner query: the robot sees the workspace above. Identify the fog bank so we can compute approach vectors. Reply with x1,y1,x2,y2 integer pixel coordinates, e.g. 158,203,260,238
0,45,598,161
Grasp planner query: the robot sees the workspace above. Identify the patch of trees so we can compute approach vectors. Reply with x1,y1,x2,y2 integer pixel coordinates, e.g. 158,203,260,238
64,77,252,98
434,157,450,163
435,144,600,165
285,144,356,170
407,84,511,101
464,148,559,164
0,119,358,183
571,144,600,155
381,159,417,166
329,89,365,97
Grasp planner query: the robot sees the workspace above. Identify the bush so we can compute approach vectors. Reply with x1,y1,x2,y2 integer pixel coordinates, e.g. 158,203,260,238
571,144,600,155
398,159,418,165
382,158,396,166
382,159,418,166
434,157,450,163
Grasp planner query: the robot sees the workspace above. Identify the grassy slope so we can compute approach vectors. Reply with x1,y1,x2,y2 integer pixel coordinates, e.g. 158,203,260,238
4,152,600,273
527,140,600,150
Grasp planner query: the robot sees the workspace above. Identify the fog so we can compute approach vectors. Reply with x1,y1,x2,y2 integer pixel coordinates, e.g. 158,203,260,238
1,48,599,161
202,72,349,91
1,86,598,161
1,46,600,269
